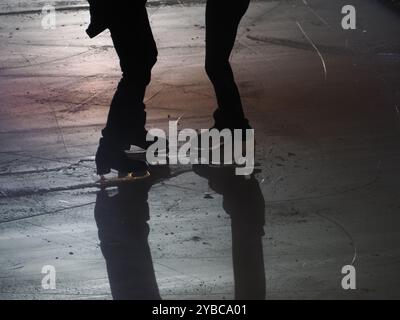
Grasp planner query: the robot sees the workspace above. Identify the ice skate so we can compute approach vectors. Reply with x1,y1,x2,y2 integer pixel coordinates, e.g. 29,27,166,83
95,138,150,187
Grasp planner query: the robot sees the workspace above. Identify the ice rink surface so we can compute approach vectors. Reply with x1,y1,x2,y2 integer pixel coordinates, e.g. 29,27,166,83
0,0,400,299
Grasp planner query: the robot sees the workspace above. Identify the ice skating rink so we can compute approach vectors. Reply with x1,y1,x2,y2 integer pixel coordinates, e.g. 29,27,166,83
1,0,400,299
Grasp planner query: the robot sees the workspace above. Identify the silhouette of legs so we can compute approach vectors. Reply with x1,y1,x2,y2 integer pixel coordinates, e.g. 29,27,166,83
95,4,158,174
94,166,170,299
205,0,251,130
193,165,266,300
102,5,158,147
94,183,159,300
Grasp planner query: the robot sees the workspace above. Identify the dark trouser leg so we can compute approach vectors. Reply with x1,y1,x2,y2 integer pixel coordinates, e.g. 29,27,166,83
95,184,161,300
205,0,250,129
232,220,266,300
101,6,158,148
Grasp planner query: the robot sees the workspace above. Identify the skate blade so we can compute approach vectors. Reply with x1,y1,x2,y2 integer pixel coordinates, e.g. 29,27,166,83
96,171,150,188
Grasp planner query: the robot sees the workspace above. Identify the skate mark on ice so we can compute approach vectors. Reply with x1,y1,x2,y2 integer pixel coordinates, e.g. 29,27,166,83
296,21,327,80
301,0,331,29
0,201,96,225
246,35,351,56
0,166,191,199
314,212,357,266
0,48,96,71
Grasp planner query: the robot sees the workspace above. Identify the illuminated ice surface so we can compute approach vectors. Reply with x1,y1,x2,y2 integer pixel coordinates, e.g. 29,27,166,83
0,0,400,299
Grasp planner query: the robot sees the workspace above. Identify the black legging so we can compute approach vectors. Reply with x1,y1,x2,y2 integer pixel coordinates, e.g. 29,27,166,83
102,3,157,147
205,0,251,129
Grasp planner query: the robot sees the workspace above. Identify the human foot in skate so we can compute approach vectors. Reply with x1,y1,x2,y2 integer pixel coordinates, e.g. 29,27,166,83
95,138,150,180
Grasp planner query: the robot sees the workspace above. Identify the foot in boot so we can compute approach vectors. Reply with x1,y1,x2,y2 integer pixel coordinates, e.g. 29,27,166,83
95,138,149,176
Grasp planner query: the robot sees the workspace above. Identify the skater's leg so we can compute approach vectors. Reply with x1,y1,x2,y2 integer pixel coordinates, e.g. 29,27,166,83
96,5,156,175
205,0,251,129
102,6,158,146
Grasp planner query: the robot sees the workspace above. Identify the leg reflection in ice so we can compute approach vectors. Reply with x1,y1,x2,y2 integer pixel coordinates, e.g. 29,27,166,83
94,167,170,300
193,165,266,300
